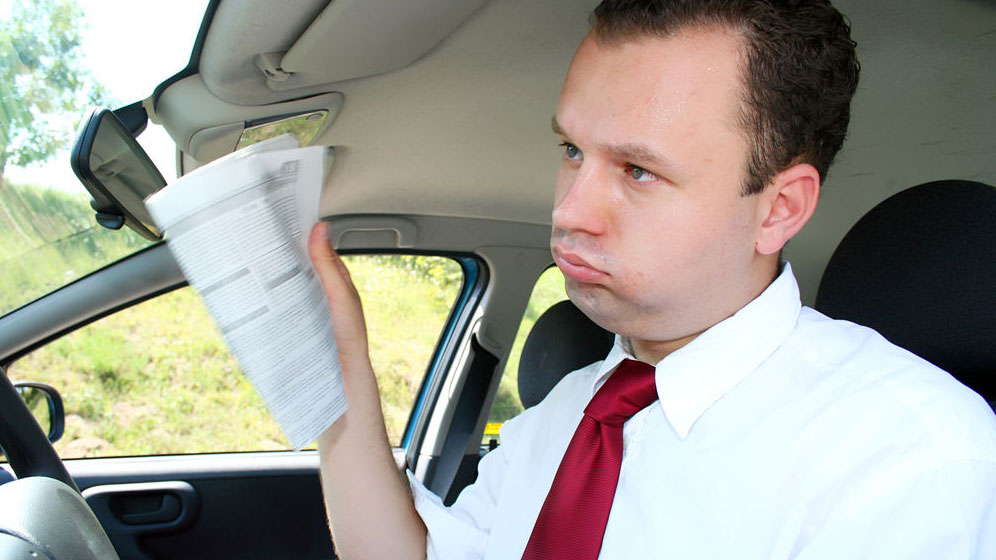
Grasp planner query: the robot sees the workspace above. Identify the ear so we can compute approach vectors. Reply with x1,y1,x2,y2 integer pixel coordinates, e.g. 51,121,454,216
755,163,820,255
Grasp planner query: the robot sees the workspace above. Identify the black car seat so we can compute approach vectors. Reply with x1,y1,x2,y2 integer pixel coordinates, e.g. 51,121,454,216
518,300,614,409
815,179,996,408
441,300,611,504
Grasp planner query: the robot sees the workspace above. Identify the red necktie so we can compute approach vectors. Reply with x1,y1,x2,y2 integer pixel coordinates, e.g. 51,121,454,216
521,359,658,560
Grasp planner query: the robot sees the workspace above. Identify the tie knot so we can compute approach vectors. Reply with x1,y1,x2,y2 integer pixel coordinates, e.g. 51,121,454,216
584,359,658,426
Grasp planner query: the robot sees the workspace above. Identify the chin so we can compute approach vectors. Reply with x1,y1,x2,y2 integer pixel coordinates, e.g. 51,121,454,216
566,285,623,334
567,285,684,343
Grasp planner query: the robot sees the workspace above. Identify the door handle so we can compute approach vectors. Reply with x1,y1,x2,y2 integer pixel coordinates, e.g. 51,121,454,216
120,492,181,525
83,480,199,535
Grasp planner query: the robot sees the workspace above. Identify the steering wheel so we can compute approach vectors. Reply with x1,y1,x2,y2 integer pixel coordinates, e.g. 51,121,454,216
0,373,75,488
0,369,119,558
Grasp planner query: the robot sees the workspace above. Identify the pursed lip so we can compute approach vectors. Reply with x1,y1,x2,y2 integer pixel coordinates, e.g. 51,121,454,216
552,246,609,283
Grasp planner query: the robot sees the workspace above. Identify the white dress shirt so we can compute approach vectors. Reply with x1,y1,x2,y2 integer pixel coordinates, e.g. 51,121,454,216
409,264,996,559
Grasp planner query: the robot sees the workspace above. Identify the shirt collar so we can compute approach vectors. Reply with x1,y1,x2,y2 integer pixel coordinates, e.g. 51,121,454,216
590,263,802,439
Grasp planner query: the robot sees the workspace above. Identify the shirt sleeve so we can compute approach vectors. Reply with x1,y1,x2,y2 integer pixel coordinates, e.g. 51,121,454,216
793,458,996,559
406,415,524,560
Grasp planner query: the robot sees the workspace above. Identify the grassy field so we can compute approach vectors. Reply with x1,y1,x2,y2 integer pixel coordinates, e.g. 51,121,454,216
3,180,566,458
488,267,567,425
13,287,284,457
10,256,464,457
0,182,150,316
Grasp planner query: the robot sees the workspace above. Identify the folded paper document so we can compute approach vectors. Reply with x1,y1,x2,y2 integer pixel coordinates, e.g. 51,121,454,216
146,136,346,450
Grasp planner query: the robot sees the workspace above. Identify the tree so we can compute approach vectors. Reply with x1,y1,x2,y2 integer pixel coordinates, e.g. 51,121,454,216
0,0,106,182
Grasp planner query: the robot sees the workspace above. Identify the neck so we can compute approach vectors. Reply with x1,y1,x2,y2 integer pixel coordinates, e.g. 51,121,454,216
626,330,702,365
626,259,782,365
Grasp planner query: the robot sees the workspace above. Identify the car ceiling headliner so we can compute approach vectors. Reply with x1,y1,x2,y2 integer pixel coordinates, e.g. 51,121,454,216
155,0,996,302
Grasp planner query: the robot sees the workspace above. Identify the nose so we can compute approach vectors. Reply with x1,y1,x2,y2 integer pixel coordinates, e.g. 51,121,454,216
552,163,607,236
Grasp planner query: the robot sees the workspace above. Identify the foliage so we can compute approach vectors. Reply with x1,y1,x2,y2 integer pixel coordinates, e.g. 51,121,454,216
7,250,462,457
487,268,566,426
0,181,150,316
11,288,283,457
0,0,107,175
368,254,464,291
348,256,462,441
18,386,51,430
1,179,563,458
236,112,328,150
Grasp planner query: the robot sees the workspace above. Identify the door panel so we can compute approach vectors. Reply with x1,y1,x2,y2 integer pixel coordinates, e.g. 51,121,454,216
68,453,335,559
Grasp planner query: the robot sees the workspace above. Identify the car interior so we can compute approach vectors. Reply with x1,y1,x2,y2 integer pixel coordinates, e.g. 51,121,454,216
0,0,993,558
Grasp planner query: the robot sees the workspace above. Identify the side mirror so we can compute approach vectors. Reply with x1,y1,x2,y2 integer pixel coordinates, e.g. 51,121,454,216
71,106,167,241
14,382,65,444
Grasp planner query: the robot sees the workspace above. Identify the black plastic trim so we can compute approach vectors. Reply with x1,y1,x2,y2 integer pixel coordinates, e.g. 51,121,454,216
0,367,78,492
425,335,498,504
11,382,65,443
69,107,165,241
404,255,489,471
151,0,221,109
0,244,181,365
112,101,150,136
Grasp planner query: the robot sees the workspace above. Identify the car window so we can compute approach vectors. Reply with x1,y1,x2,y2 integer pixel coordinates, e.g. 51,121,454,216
483,267,566,446
0,0,208,317
0,186,154,318
6,254,464,458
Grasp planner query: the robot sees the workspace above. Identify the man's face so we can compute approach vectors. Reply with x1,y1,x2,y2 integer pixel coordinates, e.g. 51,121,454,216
551,27,774,353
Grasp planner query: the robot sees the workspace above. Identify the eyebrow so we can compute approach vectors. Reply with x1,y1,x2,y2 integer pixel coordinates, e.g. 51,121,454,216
551,116,679,175
607,143,674,171
551,116,564,135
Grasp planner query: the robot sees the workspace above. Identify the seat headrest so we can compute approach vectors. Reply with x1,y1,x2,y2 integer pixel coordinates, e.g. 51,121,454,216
518,300,614,409
815,179,996,401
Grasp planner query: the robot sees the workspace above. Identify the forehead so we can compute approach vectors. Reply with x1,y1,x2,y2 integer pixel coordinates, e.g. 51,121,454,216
556,27,745,146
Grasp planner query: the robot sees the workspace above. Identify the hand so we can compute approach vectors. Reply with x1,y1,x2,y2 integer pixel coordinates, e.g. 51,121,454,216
308,221,371,371
308,222,428,559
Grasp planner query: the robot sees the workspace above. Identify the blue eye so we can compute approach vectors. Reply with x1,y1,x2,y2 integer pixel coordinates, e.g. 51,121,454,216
559,142,581,160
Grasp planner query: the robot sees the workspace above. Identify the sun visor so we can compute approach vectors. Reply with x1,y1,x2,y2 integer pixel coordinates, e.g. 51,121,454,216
257,0,488,91
157,87,344,169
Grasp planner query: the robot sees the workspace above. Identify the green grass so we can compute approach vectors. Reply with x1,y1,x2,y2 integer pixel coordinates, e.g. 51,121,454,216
487,267,567,426
347,255,462,443
2,179,564,458
0,181,151,315
12,288,284,457
8,255,463,457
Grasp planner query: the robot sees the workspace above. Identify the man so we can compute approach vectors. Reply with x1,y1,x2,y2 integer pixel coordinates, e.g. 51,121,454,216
308,1,996,558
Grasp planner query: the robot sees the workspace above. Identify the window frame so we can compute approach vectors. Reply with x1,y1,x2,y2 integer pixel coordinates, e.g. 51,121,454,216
1,245,487,461
395,253,487,453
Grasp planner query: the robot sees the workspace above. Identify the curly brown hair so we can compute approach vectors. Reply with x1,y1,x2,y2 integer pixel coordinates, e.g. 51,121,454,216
591,0,860,195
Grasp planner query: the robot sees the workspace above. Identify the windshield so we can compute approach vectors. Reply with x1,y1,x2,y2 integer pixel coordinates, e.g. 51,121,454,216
0,0,208,317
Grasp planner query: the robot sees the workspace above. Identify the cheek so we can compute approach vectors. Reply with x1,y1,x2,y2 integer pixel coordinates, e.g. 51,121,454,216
608,213,685,293
553,166,571,206
622,199,703,255
619,197,749,277
697,202,761,277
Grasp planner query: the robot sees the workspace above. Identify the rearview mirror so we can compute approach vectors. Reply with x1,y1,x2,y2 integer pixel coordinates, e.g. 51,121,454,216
71,106,167,241
14,382,64,444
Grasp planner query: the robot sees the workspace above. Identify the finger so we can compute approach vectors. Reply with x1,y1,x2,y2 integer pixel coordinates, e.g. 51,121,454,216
309,222,369,361
309,222,355,296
